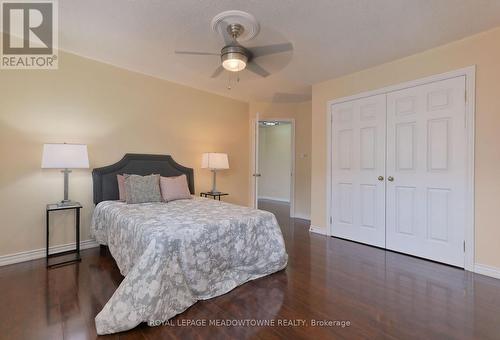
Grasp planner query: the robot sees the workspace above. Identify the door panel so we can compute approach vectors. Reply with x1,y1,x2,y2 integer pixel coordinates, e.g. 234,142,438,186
331,94,386,247
386,76,466,267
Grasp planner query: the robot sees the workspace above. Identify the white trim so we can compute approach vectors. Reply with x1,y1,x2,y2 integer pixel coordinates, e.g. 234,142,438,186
0,239,100,267
325,98,333,237
474,263,500,280
252,117,296,218
327,66,476,106
464,68,476,272
309,225,328,236
326,66,476,270
258,196,290,203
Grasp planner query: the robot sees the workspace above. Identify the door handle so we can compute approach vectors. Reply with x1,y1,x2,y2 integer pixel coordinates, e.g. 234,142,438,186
253,173,262,177
378,176,384,181
387,176,394,182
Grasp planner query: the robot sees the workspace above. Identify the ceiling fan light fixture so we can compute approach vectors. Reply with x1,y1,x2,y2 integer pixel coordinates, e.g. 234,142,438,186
222,54,247,72
221,45,249,72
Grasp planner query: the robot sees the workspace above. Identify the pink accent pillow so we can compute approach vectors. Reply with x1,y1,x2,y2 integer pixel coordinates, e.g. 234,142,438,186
117,174,126,201
160,174,192,202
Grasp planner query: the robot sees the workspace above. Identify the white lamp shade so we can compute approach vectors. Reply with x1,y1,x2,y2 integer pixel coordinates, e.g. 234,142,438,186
201,153,229,170
41,143,89,169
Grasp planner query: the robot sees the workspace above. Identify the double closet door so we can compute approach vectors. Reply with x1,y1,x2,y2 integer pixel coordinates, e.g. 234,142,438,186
331,76,467,267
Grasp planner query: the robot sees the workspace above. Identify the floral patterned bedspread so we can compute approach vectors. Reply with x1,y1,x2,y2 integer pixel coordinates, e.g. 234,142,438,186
90,197,288,334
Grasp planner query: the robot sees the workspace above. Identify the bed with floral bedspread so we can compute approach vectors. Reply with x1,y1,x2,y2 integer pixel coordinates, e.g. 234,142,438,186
90,197,288,335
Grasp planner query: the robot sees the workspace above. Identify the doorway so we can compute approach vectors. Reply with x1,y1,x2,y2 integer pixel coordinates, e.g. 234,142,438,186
254,119,295,218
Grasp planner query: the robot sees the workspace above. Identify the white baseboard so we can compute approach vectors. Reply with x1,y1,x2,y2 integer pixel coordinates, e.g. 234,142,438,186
309,225,328,236
474,263,500,280
0,239,100,267
258,196,290,203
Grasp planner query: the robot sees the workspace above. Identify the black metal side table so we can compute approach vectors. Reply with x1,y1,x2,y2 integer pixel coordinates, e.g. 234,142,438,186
46,202,82,268
200,192,228,201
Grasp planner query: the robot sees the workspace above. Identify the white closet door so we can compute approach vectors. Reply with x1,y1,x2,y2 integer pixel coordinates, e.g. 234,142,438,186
386,76,466,267
331,94,386,247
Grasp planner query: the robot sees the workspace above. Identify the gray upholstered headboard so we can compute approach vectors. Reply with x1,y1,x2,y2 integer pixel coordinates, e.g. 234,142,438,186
92,154,194,204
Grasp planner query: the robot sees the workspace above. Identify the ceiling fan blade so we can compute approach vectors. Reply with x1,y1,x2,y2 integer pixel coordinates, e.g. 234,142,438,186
246,62,270,77
250,43,293,58
211,65,225,78
174,50,220,56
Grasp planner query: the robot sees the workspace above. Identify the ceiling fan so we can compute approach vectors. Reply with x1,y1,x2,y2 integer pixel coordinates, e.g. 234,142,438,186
175,23,293,78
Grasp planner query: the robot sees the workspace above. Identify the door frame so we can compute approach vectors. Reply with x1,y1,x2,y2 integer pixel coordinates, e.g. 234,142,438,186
250,115,296,217
326,66,476,271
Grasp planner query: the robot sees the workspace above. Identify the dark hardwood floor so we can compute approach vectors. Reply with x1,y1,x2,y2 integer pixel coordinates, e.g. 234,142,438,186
1,200,500,339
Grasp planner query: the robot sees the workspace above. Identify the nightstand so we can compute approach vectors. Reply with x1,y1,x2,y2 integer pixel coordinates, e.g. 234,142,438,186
46,202,82,268
200,192,228,201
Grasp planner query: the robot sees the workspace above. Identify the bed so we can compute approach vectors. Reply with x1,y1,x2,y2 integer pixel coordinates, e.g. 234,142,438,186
90,154,288,334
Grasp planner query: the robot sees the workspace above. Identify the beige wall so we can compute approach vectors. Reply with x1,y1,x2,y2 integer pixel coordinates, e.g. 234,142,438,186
258,123,292,201
312,26,500,268
0,49,249,257
250,101,311,219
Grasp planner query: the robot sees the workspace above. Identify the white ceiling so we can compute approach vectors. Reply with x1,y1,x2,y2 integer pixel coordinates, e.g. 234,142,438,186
59,0,500,103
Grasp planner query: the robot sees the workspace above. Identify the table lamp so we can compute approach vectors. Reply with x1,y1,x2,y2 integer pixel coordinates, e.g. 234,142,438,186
41,143,89,206
201,153,229,194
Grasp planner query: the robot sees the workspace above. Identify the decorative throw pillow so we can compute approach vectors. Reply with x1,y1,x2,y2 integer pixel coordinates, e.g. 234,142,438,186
117,174,127,201
124,174,162,204
160,174,192,202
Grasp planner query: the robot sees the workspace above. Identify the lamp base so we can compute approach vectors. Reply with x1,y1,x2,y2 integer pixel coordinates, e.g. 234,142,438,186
210,170,222,194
